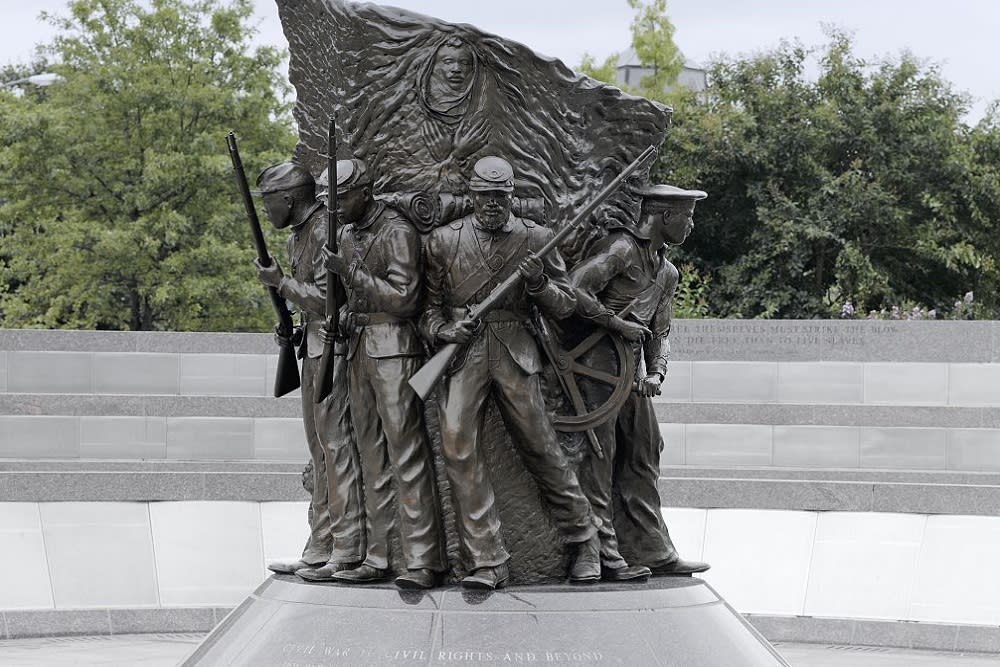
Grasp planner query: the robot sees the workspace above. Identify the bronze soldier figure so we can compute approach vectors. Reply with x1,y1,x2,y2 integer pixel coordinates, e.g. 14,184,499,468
252,162,366,575
570,184,710,576
310,158,446,590
421,156,601,589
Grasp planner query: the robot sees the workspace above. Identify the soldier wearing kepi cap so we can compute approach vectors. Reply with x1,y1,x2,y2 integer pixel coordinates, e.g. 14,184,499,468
313,157,371,201
299,157,446,590
420,155,601,589
468,156,515,192
568,182,710,577
252,161,366,577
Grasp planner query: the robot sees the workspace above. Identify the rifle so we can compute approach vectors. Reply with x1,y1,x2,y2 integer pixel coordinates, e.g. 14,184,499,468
409,145,657,401
226,131,301,398
313,115,340,402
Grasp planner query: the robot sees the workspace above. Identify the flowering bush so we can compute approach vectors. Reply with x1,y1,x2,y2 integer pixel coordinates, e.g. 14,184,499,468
839,292,976,321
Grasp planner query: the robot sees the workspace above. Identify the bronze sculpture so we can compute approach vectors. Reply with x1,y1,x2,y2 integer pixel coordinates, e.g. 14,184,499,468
191,3,804,663
251,162,366,575
419,156,605,589
309,158,446,589
238,0,710,589
570,184,710,576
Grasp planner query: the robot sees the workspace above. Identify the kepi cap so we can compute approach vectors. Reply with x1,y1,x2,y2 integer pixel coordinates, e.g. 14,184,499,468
317,158,372,195
469,156,515,192
253,162,313,196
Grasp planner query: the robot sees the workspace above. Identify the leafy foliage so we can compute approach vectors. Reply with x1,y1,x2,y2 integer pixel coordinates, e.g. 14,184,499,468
578,53,618,85
0,0,296,330
626,0,683,100
671,263,711,319
659,31,1000,319
579,0,683,101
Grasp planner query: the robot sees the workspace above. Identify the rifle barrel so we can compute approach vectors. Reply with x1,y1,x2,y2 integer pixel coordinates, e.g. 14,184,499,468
226,133,271,266
312,114,342,403
226,130,300,398
325,114,339,331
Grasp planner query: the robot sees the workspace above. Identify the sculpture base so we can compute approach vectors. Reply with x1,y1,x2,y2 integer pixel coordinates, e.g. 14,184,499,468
182,575,788,666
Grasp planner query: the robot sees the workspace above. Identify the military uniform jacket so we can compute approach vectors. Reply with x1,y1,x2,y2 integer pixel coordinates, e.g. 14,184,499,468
338,201,424,361
420,213,576,374
569,230,679,377
277,203,330,359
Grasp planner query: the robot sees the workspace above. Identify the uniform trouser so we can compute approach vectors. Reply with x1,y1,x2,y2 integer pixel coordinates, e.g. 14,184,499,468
611,391,679,566
299,354,366,564
437,326,598,571
348,344,445,572
578,340,678,567
577,339,629,569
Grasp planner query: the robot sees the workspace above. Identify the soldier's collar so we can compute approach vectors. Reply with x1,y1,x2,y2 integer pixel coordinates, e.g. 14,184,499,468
290,201,325,232
606,221,652,242
352,200,385,231
472,213,514,234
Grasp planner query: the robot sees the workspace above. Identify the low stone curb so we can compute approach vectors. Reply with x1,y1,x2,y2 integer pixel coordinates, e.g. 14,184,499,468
747,614,1000,654
3,606,997,654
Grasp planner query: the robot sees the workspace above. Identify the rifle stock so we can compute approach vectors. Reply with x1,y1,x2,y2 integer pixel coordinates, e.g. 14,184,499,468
407,145,657,401
226,131,300,398
409,343,459,401
313,114,341,403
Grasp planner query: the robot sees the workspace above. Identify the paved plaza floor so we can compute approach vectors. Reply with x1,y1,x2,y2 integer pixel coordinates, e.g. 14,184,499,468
0,635,998,666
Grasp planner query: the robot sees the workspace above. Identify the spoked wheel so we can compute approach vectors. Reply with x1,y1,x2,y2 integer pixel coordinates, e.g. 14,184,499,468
534,314,636,458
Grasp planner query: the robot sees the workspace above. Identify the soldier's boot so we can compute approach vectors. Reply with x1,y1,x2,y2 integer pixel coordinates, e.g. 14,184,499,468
601,563,652,583
296,561,362,582
568,534,601,583
331,563,389,584
462,563,510,590
267,559,324,575
395,569,439,590
648,557,711,576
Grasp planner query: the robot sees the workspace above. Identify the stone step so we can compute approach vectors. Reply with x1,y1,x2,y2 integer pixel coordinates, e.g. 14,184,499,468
5,393,999,425
5,353,1000,406
1,461,997,516
3,394,999,471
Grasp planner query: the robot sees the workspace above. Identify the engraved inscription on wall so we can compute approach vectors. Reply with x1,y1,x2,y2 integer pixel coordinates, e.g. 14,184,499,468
671,321,899,359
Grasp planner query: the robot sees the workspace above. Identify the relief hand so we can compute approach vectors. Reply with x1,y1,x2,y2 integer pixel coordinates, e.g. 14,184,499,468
608,315,651,342
636,372,664,398
254,258,284,288
321,246,350,278
438,319,479,344
517,254,545,289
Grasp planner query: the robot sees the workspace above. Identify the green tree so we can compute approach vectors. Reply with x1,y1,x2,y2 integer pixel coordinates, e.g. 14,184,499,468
626,0,683,100
578,52,618,85
578,0,684,102
0,0,296,331
659,31,1000,319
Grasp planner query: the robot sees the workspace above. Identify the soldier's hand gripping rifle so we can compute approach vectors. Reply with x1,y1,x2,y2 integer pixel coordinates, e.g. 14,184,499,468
313,115,341,403
226,131,301,398
408,145,657,401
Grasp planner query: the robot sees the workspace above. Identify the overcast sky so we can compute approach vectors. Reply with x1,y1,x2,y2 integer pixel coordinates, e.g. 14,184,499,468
3,0,998,122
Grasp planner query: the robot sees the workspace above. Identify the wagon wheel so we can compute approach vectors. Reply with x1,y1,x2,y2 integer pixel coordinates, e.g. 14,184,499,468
548,326,636,433
534,312,636,452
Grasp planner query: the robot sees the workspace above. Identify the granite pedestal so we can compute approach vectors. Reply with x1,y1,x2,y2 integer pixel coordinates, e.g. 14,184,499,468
182,575,788,666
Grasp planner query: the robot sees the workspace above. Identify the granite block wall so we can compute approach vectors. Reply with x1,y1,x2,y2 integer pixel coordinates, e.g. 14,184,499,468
0,500,309,612
3,323,999,470
1,501,997,630
2,324,999,639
